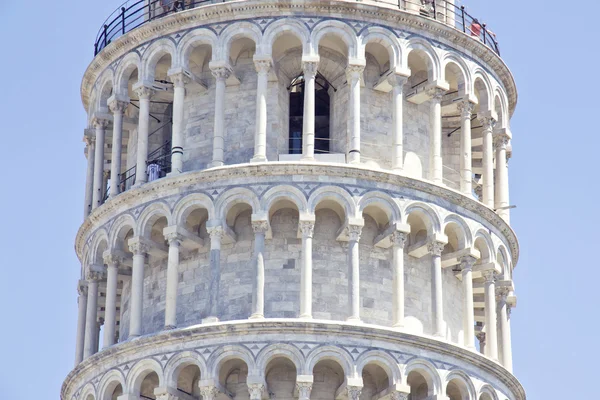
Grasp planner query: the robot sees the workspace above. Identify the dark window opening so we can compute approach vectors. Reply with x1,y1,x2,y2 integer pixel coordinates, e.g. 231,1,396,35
288,72,332,155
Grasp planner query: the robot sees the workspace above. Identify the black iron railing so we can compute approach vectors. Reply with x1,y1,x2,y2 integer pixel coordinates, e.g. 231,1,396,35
94,0,500,56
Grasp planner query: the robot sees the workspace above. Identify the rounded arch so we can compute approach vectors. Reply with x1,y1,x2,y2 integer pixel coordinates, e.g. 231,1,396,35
109,214,136,250
304,345,354,377
262,19,310,57
496,244,510,278
207,345,257,378
215,187,260,222
136,201,173,238
444,370,476,400
261,185,308,215
443,214,473,250
141,38,177,82
493,87,509,129
474,229,496,263
173,193,216,226
358,27,401,69
308,186,356,221
356,351,401,384
177,28,218,70
403,202,442,234
473,69,494,112
164,351,207,389
255,343,304,375
80,383,96,400
405,38,441,81
358,191,402,226
89,229,110,264
310,20,358,59
95,70,115,113
98,369,126,400
218,21,262,61
442,54,472,96
477,384,499,400
114,52,142,93
125,358,164,394
403,358,442,395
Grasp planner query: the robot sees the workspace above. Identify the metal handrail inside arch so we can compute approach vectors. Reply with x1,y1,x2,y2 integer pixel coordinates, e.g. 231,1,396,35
93,0,500,56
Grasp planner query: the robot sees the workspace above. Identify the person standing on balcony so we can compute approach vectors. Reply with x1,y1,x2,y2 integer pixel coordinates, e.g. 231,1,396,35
470,18,482,38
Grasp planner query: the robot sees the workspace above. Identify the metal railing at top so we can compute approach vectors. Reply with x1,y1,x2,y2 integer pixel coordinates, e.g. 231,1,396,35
94,0,500,56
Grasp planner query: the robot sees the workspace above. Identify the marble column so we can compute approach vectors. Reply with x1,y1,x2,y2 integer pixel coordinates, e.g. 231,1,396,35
206,226,224,321
457,100,474,195
92,118,109,209
494,133,511,221
483,270,498,359
83,270,102,359
128,239,149,338
103,253,121,348
108,97,129,198
301,61,318,161
168,72,190,175
390,75,408,171
250,221,269,319
428,240,445,337
497,287,513,371
391,232,407,327
346,64,365,164
74,282,88,365
164,232,183,329
299,220,315,319
83,136,95,218
251,58,271,163
480,116,495,208
347,225,363,322
210,66,231,167
134,85,155,186
428,88,445,184
460,256,477,349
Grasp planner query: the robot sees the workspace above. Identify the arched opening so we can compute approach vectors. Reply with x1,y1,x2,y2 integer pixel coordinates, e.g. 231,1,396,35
140,371,160,400
265,357,297,400
177,364,202,399
407,371,429,400
103,382,123,400
312,359,345,400
288,72,332,155
219,359,250,400
446,380,467,400
360,364,390,400
185,207,209,238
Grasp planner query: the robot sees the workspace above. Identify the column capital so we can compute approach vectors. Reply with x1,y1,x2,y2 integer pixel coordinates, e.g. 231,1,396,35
496,285,511,300
460,255,478,271
426,86,446,101
302,59,319,77
474,184,483,201
86,269,105,282
83,133,95,147
347,224,363,242
102,251,125,267
345,63,365,81
167,67,192,88
247,383,265,400
387,73,409,87
427,240,446,257
296,381,313,400
390,392,409,400
199,386,219,400
92,116,110,129
210,62,233,80
154,387,182,400
476,331,486,343
207,225,225,240
132,82,155,100
253,56,272,74
164,231,184,247
477,111,497,129
299,220,315,238
457,99,475,118
77,280,88,296
482,269,497,283
493,133,511,150
347,386,363,400
252,220,270,234
128,237,150,255
390,231,408,248
108,95,130,114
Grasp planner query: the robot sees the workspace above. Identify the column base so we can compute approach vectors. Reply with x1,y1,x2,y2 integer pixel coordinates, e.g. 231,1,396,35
250,156,268,163
346,317,362,324
249,313,265,320
300,156,315,162
202,316,220,324
208,161,224,168
164,325,176,330
299,314,313,320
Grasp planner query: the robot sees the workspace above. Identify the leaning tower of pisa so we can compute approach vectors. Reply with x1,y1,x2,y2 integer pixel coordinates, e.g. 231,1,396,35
63,1,522,400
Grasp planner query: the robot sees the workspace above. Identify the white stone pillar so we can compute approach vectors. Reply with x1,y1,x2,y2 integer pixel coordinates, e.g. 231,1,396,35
347,225,363,322
83,135,95,218
460,256,477,349
299,220,315,319
108,97,129,198
483,269,498,359
74,282,87,365
428,88,445,184
494,133,511,221
346,64,365,164
457,100,474,195
250,220,269,319
391,232,407,327
164,232,183,329
390,75,408,171
206,226,224,321
128,238,149,338
103,253,121,348
301,60,318,161
477,331,487,355
168,72,190,175
497,287,513,371
480,116,495,208
83,270,102,359
210,65,231,167
252,58,271,163
428,240,445,337
92,118,109,209
134,85,155,185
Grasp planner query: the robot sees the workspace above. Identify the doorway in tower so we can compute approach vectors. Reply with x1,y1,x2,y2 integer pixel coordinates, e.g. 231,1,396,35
288,72,332,155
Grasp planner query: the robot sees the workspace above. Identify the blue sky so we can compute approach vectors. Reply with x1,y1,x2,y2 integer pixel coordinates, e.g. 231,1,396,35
0,1,597,399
